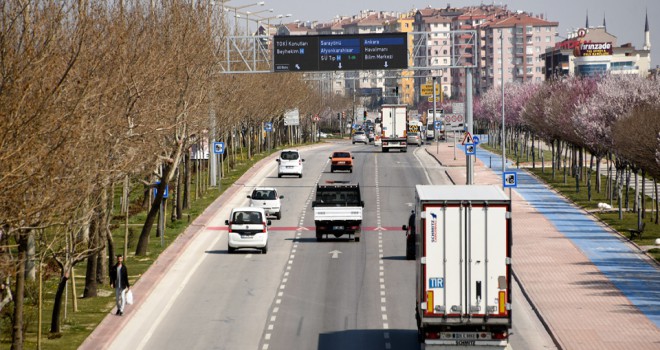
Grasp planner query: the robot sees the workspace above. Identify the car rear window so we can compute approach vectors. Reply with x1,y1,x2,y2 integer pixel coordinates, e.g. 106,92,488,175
355,132,365,135
233,211,263,224
252,190,276,200
333,152,351,158
280,151,299,160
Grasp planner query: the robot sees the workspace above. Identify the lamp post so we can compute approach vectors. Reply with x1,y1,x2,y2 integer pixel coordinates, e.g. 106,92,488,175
500,30,506,174
225,1,265,34
254,13,291,36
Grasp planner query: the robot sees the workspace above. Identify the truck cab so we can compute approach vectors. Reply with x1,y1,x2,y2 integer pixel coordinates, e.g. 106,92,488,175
312,183,364,241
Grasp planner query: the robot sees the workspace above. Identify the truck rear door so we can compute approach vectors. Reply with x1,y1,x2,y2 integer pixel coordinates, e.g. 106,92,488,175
421,202,511,321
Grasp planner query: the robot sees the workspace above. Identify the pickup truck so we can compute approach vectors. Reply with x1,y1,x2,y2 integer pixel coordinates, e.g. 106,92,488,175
312,183,364,242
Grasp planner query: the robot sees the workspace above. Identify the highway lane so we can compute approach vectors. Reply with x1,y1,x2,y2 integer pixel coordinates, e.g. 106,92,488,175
107,141,556,350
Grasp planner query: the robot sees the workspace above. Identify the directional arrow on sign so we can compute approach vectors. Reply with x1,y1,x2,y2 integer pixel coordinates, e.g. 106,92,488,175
295,64,301,70
338,62,343,69
384,61,389,68
329,250,342,259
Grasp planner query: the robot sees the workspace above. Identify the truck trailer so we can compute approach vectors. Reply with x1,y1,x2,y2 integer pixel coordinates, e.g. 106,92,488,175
407,185,512,349
379,104,407,152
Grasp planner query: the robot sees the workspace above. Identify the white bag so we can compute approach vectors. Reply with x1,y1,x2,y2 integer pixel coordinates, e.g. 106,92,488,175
125,290,134,305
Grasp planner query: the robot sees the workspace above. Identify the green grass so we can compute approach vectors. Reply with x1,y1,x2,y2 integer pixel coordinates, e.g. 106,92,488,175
3,142,314,350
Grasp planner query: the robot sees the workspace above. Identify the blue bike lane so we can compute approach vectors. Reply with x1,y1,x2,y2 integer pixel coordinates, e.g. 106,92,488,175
468,143,660,328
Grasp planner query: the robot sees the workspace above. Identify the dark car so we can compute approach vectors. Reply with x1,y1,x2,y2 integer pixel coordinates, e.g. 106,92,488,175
402,211,416,260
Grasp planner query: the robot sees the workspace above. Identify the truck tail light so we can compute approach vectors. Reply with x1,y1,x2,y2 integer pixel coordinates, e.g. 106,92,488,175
427,290,434,313
425,331,440,339
492,331,508,340
349,225,360,230
498,291,506,315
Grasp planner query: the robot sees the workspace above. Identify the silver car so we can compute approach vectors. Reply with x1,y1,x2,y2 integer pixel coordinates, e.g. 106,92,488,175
352,131,368,144
406,132,423,146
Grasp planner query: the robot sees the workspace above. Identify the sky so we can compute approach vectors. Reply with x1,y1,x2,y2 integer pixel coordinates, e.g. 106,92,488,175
249,0,658,67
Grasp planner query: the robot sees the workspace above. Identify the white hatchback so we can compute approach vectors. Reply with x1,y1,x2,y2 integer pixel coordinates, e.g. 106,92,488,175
277,149,304,178
225,207,270,254
248,187,283,220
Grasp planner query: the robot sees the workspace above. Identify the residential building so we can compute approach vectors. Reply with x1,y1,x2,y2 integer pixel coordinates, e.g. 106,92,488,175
480,12,558,91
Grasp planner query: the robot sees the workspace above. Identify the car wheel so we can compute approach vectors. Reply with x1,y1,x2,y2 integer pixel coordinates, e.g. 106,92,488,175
278,173,282,178
349,168,352,173
354,237,360,242
316,233,323,241
352,141,355,144
228,246,236,254
261,245,268,254
331,167,334,173
276,212,281,220
299,173,303,178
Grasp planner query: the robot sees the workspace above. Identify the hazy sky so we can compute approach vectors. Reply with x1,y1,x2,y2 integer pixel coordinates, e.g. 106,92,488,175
253,0,658,67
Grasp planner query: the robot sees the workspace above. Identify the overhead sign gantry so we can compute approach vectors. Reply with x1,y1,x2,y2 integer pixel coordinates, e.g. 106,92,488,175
273,33,408,72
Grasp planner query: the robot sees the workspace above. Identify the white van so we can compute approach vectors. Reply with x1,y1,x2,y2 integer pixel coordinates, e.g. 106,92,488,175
225,207,270,254
276,149,304,178
247,187,283,220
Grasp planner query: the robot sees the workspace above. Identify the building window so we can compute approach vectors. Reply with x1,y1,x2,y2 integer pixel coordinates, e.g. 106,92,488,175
444,77,448,82
498,68,502,74
443,50,448,55
498,58,502,64
536,27,541,33
498,48,502,54
546,36,551,42
526,47,533,54
435,50,438,55
526,56,533,64
535,46,541,53
443,58,448,64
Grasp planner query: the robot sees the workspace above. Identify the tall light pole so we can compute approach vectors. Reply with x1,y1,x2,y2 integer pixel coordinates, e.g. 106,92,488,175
225,1,265,34
500,30,506,174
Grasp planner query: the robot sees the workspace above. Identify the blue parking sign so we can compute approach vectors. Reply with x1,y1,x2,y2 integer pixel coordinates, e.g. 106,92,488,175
503,171,517,188
213,142,225,154
264,122,273,132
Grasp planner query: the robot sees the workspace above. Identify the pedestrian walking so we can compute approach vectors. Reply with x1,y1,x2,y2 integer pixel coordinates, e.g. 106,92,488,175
110,254,129,316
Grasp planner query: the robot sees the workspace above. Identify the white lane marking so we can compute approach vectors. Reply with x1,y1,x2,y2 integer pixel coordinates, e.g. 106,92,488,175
265,333,271,340
276,299,281,304
384,332,390,339
282,278,288,284
278,292,283,297
413,146,434,185
381,298,386,303
270,315,277,322
279,284,286,290
137,231,222,350
273,307,279,313
263,344,269,350
245,254,252,259
268,324,274,330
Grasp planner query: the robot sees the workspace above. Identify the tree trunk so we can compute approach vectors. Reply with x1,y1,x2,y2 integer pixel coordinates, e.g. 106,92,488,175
83,213,99,298
641,169,646,219
49,274,68,334
11,232,27,350
183,152,190,210
26,232,36,281
176,164,183,220
136,177,167,256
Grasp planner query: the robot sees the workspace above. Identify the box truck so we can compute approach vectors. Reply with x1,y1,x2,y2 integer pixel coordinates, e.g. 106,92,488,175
379,104,407,152
404,185,512,349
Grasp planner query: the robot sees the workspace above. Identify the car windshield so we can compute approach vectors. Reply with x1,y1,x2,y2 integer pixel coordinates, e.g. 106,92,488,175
333,152,351,158
252,190,276,200
317,190,360,205
280,151,299,160
355,132,365,135
233,211,263,224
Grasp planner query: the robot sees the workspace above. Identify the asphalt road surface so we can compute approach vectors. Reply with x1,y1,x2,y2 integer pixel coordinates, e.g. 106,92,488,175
108,141,556,350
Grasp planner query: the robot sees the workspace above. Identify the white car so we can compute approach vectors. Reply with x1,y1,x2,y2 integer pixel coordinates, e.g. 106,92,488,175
225,207,270,254
352,131,368,144
248,187,283,220
277,149,304,178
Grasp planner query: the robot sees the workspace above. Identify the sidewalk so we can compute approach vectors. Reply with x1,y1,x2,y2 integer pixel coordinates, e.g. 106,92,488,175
424,141,660,350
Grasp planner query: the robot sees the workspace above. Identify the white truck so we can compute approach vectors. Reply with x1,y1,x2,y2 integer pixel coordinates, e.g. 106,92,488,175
379,104,407,152
312,183,364,242
404,185,512,349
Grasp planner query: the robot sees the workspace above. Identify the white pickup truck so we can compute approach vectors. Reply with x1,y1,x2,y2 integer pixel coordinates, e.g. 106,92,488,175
312,183,364,242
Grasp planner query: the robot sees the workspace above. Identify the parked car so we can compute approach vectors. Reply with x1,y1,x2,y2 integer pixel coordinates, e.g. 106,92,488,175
330,151,354,173
277,149,304,178
247,187,283,220
225,207,271,254
406,132,423,147
352,131,368,144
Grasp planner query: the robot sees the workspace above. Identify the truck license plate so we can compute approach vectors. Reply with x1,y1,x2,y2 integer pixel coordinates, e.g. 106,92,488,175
332,226,344,230
441,332,480,340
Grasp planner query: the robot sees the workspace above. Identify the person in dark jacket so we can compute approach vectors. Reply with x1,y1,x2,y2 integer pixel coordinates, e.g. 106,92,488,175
110,254,130,316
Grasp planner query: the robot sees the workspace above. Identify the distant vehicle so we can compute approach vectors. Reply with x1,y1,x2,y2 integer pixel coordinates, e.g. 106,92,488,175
312,183,364,241
247,187,284,220
380,104,407,152
406,132,423,146
276,149,304,178
330,151,354,173
352,131,368,144
367,130,375,142
319,132,329,138
225,207,271,254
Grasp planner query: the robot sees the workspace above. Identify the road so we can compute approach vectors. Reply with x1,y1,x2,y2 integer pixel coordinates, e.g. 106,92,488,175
107,141,555,350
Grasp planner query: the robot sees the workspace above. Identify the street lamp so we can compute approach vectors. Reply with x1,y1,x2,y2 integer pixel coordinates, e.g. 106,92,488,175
254,13,291,36
225,1,265,34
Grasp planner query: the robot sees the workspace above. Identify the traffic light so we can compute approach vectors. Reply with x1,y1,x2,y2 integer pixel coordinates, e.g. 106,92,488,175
363,110,367,121
337,112,340,120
